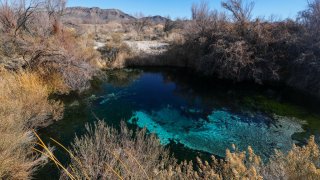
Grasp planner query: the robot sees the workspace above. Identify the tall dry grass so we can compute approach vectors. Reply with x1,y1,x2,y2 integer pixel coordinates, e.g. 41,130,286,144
0,68,63,127
0,68,63,179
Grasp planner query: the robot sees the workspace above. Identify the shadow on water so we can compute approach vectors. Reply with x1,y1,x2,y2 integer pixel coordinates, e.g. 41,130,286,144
36,67,320,179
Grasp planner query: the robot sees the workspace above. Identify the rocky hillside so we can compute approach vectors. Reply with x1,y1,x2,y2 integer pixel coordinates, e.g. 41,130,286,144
63,7,135,24
141,16,170,24
63,7,169,24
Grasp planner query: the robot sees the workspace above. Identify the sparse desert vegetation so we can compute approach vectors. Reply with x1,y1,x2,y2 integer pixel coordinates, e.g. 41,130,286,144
59,121,320,180
1,0,320,179
0,0,99,178
93,0,320,98
155,0,320,98
0,68,62,179
0,0,101,92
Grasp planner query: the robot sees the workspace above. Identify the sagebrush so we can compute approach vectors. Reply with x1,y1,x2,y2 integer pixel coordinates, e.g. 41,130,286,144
61,120,320,180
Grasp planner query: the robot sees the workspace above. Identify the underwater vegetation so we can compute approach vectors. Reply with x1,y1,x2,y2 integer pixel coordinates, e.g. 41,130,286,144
128,106,305,160
243,95,320,132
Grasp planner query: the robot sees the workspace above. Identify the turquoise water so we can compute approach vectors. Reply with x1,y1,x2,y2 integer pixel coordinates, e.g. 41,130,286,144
128,109,303,159
37,68,320,179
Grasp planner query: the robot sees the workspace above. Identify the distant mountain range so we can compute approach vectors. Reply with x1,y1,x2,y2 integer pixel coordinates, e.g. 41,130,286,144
141,16,170,24
63,7,169,24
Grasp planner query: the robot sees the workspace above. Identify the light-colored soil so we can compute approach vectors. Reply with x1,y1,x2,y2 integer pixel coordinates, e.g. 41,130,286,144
94,40,169,55
94,41,106,49
124,41,169,55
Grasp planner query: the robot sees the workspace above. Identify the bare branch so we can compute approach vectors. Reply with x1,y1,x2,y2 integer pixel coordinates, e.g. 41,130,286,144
222,0,254,23
131,13,150,37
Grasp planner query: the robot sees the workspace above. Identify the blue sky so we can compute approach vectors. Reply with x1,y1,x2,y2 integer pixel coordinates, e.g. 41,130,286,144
67,0,308,20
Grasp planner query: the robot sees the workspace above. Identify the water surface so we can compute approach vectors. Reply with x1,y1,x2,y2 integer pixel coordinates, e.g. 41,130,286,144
38,68,320,178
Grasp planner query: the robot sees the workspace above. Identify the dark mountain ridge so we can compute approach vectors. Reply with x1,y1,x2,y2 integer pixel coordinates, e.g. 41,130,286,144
63,7,169,24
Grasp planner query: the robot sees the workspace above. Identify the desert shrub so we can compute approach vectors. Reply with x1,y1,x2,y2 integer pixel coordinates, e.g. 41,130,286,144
0,1,79,178
221,0,254,37
0,116,46,179
281,0,320,97
30,29,100,92
98,39,133,69
262,136,320,179
198,40,255,81
0,0,101,92
156,146,262,180
163,16,178,37
164,0,307,84
63,121,174,179
131,13,151,40
180,1,269,82
0,68,63,179
298,0,320,40
161,136,320,180
36,68,70,94
111,33,122,44
0,68,63,128
62,120,320,180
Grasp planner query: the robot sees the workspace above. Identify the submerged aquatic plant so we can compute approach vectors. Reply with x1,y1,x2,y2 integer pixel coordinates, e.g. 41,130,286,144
128,107,305,160
243,95,320,132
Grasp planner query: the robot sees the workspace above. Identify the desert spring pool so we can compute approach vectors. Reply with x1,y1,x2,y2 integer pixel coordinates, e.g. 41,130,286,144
38,68,320,178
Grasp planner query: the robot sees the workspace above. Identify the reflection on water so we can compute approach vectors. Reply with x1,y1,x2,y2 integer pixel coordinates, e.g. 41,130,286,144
37,68,320,178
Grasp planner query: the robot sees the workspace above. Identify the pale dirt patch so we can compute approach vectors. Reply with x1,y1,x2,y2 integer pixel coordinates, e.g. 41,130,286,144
124,41,169,55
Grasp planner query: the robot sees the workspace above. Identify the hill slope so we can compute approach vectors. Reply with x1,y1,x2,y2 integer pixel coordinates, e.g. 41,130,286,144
63,7,135,24
63,7,169,24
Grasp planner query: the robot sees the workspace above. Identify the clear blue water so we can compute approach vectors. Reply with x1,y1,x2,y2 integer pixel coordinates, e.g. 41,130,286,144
37,68,320,179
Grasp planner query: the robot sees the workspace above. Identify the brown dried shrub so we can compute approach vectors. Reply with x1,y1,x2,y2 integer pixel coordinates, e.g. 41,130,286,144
63,121,320,180
0,68,63,179
63,121,174,179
